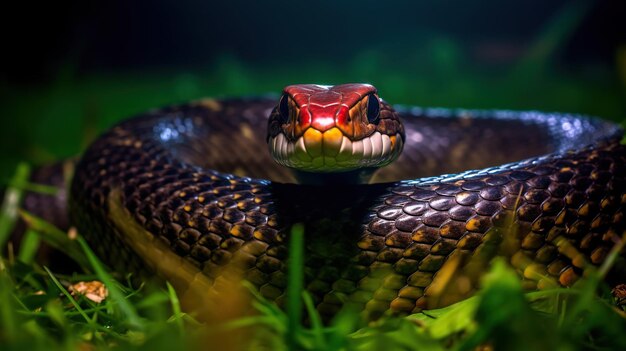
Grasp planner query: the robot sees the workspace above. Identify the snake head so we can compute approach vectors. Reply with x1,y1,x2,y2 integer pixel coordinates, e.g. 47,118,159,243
267,84,405,173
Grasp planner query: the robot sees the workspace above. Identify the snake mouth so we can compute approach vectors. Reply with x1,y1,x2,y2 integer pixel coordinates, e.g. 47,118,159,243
269,127,403,172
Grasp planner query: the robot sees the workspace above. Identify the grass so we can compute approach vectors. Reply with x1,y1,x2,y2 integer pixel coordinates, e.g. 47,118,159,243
1,166,626,351
1,4,625,346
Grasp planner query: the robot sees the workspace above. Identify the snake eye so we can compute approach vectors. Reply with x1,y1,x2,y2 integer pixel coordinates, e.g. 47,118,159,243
278,94,290,124
366,94,380,124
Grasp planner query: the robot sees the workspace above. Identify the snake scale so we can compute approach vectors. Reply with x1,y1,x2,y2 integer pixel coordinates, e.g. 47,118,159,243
57,84,626,320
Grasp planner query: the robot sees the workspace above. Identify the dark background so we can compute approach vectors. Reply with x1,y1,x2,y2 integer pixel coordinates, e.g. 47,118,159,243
1,0,625,181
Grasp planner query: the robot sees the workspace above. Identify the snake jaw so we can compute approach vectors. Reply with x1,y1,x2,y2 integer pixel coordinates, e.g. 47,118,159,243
269,128,403,172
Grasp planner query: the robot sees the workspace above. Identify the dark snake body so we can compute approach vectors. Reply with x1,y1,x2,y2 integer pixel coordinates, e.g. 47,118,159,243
68,97,626,319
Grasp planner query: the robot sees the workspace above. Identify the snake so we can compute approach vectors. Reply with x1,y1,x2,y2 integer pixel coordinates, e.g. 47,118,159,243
59,83,626,320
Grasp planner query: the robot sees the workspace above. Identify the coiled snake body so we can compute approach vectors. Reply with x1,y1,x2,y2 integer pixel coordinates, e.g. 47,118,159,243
68,84,626,320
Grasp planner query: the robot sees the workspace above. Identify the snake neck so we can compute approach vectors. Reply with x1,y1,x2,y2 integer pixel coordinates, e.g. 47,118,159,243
294,168,377,185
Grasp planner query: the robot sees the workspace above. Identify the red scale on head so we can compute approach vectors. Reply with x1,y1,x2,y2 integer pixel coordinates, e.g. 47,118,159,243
308,95,340,132
283,84,377,133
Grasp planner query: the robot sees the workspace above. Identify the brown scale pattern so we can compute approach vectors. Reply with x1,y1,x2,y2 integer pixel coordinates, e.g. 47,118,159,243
69,97,626,321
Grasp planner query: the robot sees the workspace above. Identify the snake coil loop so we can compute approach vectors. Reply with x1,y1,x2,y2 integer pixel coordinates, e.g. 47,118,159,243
69,84,626,320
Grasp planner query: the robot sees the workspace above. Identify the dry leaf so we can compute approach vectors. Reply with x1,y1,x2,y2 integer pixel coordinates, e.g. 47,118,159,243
69,281,108,303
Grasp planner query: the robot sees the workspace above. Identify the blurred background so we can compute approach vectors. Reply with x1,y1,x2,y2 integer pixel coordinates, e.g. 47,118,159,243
1,0,625,182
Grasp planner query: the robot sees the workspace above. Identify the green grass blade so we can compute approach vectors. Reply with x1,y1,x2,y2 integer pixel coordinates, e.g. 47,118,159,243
43,266,92,324
0,163,30,247
166,282,184,336
76,236,143,329
17,229,41,264
8,181,59,196
409,296,479,340
598,232,626,279
0,261,20,341
286,223,305,349
19,210,90,269
302,290,326,349
214,315,281,331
